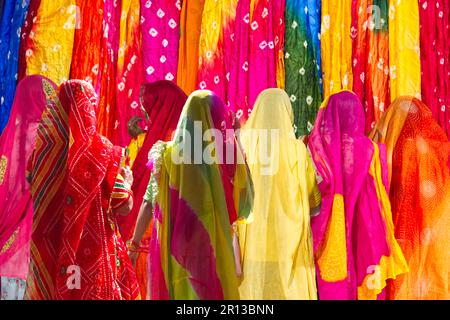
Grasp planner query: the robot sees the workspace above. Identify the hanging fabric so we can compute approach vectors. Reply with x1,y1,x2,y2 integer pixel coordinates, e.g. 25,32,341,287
352,0,390,132
284,0,322,136
321,0,353,97
388,0,421,100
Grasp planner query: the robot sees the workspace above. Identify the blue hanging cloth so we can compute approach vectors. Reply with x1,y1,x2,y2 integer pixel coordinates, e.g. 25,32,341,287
0,0,31,134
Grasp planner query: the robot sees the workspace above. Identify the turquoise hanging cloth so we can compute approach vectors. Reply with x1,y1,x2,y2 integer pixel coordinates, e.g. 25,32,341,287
0,0,30,134
284,0,322,137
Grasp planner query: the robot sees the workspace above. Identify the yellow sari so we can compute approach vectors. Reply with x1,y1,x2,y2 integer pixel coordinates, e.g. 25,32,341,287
238,89,320,300
321,0,353,97
24,0,76,84
388,0,421,100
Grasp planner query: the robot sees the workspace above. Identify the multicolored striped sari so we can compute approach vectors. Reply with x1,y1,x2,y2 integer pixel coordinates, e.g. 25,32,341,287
0,76,55,287
284,0,322,136
418,0,449,138
147,90,253,300
309,91,408,300
0,0,30,133
26,80,140,300
141,0,181,83
352,0,390,132
370,97,450,300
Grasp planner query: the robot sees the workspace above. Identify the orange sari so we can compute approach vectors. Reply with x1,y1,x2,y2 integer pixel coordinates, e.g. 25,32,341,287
370,97,450,300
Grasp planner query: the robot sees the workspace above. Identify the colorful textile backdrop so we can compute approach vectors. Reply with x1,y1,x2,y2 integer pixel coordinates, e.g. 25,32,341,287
388,0,421,100
115,0,144,146
228,0,282,123
352,0,390,132
238,89,320,300
20,0,76,85
321,0,353,97
309,91,408,300
69,0,103,87
418,0,449,138
198,0,238,106
141,0,181,83
176,0,205,95
97,0,121,143
0,0,30,133
147,91,253,300
0,76,55,283
370,97,450,300
18,0,40,82
284,0,322,136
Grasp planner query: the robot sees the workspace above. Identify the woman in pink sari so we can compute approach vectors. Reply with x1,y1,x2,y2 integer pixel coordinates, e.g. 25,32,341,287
0,75,56,300
308,91,408,300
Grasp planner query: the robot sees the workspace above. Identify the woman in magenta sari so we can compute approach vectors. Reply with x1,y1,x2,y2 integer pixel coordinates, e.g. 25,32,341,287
308,91,408,300
0,75,56,300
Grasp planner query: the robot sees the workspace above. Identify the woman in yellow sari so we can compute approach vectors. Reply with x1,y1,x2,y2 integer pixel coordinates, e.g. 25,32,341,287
237,88,321,300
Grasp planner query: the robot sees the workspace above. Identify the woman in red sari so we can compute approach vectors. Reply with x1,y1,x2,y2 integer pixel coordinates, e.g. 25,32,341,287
25,80,140,300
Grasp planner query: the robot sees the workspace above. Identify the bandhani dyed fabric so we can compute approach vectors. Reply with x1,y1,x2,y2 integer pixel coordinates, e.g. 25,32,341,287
321,0,353,97
284,0,322,137
147,90,253,300
273,0,286,89
141,0,181,83
114,0,144,146
198,0,238,106
0,76,55,286
418,0,449,138
26,80,140,300
20,0,76,85
308,91,408,300
388,0,421,101
69,0,103,87
97,0,121,143
18,0,40,82
0,0,30,133
238,89,320,300
352,0,390,132
228,0,281,123
118,80,187,242
176,0,205,95
370,97,450,300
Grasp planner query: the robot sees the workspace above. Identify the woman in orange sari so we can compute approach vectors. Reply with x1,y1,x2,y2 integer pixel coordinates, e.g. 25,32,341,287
370,97,450,300
25,80,140,300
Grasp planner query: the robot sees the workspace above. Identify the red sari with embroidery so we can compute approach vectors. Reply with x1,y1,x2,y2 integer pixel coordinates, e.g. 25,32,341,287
26,80,140,300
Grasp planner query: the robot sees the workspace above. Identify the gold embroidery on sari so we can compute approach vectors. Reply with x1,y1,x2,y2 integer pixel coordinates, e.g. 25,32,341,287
0,229,18,254
0,155,7,185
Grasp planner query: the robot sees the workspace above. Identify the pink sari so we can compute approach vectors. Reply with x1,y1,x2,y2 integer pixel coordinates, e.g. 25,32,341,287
0,75,56,280
308,91,408,300
141,0,181,83
419,0,449,138
228,0,280,122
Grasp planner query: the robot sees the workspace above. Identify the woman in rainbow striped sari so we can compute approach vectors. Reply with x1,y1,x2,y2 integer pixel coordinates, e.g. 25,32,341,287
131,90,253,300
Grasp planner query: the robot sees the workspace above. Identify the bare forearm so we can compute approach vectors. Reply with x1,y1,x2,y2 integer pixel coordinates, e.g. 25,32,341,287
131,200,153,243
